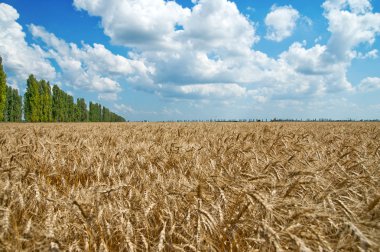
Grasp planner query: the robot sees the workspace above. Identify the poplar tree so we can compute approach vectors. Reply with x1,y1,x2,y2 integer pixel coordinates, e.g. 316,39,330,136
67,94,74,122
89,102,94,122
0,57,6,121
89,102,102,122
46,82,53,122
0,61,126,123
3,86,12,121
102,106,105,122
77,98,88,122
40,80,52,122
97,103,102,122
52,85,60,122
3,86,22,122
12,88,22,122
24,75,41,122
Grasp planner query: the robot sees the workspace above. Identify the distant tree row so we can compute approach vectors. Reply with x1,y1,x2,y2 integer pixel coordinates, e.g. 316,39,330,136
0,57,125,122
0,57,23,122
88,102,125,122
24,75,125,122
4,86,22,122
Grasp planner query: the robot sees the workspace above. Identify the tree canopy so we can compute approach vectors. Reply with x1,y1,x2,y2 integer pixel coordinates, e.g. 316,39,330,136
0,57,7,121
0,57,22,122
0,56,125,123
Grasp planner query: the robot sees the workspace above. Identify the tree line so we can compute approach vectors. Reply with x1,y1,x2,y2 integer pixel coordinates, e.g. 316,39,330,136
0,57,125,123
0,57,23,122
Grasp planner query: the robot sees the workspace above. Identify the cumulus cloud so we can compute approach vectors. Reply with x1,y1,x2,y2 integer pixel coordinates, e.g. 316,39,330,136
73,0,258,83
359,77,380,91
265,5,300,42
2,0,380,109
161,83,247,99
269,0,380,96
29,24,153,100
179,0,258,54
279,42,353,93
74,0,191,49
73,0,258,53
0,3,154,101
0,3,56,85
324,0,363,12
323,0,380,61
72,0,380,103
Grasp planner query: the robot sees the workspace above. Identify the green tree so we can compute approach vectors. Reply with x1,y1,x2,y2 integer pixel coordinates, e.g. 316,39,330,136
102,106,110,122
39,80,52,122
97,103,102,122
62,91,68,122
3,86,12,121
73,103,79,122
89,102,94,122
4,87,22,122
77,98,88,122
108,111,125,122
24,75,41,122
52,85,73,122
12,88,22,122
65,94,74,122
0,62,125,123
0,57,6,121
89,102,103,122
52,85,60,122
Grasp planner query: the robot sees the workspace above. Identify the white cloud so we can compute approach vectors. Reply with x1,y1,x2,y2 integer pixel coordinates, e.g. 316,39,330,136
261,0,380,97
359,77,380,91
2,0,380,109
306,96,359,116
29,24,153,100
321,0,372,14
279,42,353,93
73,0,258,54
323,0,380,61
113,103,184,118
0,3,56,84
73,0,259,89
348,0,372,14
168,83,247,99
125,0,339,101
98,92,118,101
265,5,300,42
114,103,135,113
73,0,191,49
179,0,258,54
355,49,378,59
280,43,329,75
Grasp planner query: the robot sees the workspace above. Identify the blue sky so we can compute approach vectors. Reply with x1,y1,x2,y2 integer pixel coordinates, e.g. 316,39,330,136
0,0,379,121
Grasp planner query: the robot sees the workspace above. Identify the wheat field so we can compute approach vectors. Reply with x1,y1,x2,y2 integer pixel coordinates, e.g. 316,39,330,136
0,122,379,251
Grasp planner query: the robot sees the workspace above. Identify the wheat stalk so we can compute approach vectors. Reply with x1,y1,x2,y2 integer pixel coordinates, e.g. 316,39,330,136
0,122,379,250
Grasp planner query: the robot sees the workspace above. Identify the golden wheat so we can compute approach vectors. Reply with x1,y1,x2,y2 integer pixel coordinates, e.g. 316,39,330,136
0,122,379,251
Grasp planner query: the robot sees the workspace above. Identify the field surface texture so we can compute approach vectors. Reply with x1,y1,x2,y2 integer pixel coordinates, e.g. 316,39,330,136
0,123,379,251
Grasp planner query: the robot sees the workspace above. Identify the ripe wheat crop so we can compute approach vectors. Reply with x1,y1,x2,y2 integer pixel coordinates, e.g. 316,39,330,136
0,122,379,251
